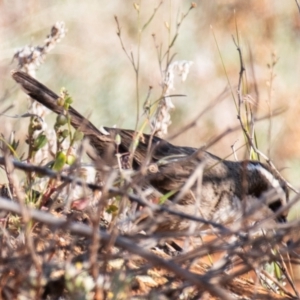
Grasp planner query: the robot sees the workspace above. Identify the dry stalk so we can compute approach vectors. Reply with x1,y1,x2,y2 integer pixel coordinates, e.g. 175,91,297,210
232,37,298,195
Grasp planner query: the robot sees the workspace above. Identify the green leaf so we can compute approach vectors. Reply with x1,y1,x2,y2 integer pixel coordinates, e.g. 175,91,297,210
33,134,48,151
52,151,67,171
106,204,119,214
159,189,178,204
65,95,73,105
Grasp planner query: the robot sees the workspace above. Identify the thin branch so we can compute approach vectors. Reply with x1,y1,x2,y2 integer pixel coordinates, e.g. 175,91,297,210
0,197,233,300
295,0,300,14
260,269,296,299
168,86,230,140
114,16,135,68
0,157,232,233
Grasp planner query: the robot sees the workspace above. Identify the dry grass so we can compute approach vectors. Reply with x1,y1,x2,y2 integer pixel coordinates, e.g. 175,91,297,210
0,1,299,299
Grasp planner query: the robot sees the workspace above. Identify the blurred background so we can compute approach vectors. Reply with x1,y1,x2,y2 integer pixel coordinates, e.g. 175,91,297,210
0,1,299,195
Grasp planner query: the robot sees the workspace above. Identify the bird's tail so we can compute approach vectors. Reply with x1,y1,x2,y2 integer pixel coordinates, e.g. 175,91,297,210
12,70,101,136
11,71,149,164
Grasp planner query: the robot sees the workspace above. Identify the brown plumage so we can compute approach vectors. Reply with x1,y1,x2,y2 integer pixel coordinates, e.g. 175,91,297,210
12,71,289,231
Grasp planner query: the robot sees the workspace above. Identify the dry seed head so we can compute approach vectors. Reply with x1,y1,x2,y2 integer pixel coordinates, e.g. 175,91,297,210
14,22,66,121
152,60,193,137
164,60,193,92
13,22,66,77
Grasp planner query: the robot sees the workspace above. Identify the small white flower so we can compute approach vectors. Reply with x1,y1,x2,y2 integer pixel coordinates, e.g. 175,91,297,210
177,60,194,81
164,60,193,93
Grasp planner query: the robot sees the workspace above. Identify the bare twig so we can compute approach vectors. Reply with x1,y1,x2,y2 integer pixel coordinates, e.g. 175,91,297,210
295,0,300,14
168,86,230,140
260,269,296,299
0,197,233,300
0,156,232,233
266,53,279,158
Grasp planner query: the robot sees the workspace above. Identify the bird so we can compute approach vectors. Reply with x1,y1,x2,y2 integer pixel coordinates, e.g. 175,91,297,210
12,71,289,232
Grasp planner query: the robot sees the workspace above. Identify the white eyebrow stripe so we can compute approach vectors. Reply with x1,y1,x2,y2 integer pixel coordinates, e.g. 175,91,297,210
247,163,286,204
247,163,280,188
